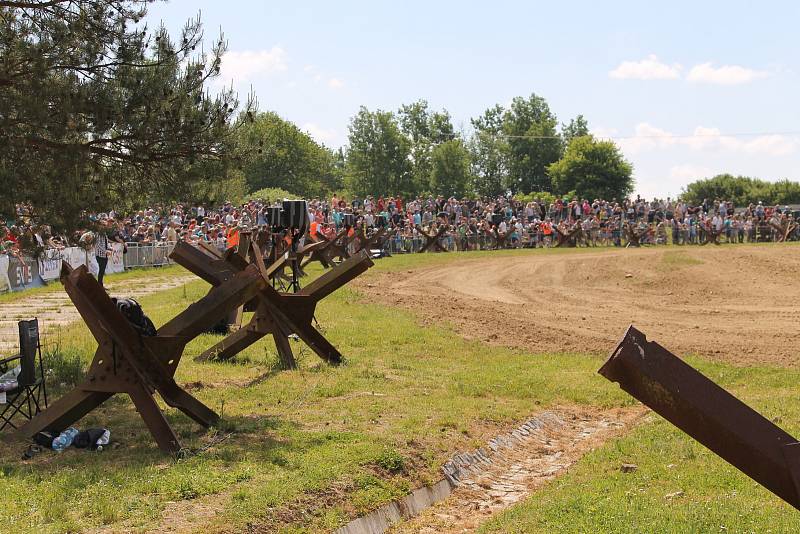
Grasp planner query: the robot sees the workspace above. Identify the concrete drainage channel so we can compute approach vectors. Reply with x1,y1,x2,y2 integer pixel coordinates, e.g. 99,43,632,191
334,409,636,534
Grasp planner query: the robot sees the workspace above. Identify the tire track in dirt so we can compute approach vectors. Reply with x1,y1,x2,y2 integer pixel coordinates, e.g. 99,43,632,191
360,246,800,366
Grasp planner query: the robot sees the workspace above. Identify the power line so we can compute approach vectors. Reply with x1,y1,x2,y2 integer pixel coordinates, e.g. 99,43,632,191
475,130,800,141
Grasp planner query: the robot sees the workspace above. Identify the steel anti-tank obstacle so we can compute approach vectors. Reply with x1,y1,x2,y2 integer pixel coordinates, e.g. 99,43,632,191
600,325,800,510
417,225,449,253
19,261,267,453
170,238,373,367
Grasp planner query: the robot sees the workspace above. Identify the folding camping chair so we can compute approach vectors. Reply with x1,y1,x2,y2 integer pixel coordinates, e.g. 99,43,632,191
0,319,47,431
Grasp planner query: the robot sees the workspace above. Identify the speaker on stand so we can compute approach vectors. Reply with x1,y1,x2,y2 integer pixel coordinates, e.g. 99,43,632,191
281,200,310,293
262,207,282,289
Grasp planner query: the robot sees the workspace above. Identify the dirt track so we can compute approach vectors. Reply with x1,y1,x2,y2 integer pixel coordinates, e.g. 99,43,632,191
361,245,800,366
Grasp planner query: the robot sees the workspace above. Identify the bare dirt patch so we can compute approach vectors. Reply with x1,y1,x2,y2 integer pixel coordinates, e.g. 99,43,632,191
360,246,800,366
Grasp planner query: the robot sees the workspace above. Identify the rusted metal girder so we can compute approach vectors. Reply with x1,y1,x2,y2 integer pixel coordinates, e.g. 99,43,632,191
493,227,515,249
599,326,800,510
353,227,387,254
555,225,582,248
171,240,373,367
417,225,449,253
300,229,352,269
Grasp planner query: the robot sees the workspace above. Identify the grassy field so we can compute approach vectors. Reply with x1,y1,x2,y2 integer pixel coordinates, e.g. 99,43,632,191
1,247,799,532
480,362,800,533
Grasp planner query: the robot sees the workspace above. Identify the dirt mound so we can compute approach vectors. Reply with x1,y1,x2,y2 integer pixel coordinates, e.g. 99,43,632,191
360,246,800,366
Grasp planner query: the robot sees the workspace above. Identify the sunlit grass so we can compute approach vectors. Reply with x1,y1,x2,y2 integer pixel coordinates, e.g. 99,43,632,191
1,247,799,532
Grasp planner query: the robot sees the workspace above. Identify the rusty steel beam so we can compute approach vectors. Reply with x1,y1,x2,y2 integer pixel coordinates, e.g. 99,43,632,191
19,261,267,454
417,225,448,253
599,326,800,510
299,250,373,302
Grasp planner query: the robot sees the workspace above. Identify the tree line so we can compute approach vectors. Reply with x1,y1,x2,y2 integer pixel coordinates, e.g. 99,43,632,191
681,174,800,207
240,96,634,203
2,0,797,236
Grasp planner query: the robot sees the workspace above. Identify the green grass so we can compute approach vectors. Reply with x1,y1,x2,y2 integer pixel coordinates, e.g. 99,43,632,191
660,249,704,267
480,364,800,532
0,257,631,533
1,247,799,533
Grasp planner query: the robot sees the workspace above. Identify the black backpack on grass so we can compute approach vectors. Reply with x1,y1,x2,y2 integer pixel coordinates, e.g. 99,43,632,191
112,297,157,337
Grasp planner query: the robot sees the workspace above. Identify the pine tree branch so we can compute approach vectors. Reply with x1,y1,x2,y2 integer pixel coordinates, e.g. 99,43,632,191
0,1,70,7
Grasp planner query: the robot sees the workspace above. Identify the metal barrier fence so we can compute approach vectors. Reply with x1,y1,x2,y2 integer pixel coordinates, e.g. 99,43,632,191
122,241,177,269
382,234,501,254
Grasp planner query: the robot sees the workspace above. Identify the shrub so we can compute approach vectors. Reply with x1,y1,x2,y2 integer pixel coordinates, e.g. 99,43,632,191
245,187,301,204
375,448,406,473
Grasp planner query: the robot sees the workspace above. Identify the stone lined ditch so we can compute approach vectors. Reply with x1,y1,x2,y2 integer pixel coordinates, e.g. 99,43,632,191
335,407,641,534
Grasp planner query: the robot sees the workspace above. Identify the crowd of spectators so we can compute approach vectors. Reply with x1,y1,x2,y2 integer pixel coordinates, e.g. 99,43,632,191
2,194,799,260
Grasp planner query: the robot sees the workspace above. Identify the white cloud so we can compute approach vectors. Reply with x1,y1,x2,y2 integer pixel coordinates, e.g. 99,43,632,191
617,122,800,157
741,134,797,156
327,77,345,89
303,64,316,73
591,126,618,139
302,123,338,145
616,123,676,153
216,47,288,85
609,54,682,80
686,62,769,85
669,164,715,181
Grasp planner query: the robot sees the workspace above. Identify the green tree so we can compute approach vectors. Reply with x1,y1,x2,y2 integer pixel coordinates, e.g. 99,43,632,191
430,139,472,198
562,115,590,145
469,104,509,197
503,94,562,194
397,99,455,191
235,111,334,198
345,107,413,197
548,136,633,200
681,174,800,206
0,0,252,231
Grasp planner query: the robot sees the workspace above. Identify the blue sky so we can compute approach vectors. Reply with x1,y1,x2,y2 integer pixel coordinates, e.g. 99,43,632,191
147,1,800,199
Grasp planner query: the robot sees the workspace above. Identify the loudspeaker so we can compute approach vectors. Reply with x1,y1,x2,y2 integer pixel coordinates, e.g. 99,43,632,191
343,213,355,227
267,207,283,229
281,200,309,233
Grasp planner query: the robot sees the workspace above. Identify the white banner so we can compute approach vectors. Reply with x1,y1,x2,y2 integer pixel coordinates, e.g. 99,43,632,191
62,247,89,270
37,249,63,282
87,254,99,276
0,254,10,293
108,243,125,274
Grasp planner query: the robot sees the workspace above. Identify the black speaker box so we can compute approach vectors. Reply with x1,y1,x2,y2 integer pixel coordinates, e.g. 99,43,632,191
281,200,309,233
267,207,283,228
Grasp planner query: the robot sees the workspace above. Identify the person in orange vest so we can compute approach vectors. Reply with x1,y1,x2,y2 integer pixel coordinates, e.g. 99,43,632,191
309,219,319,239
226,224,240,250
541,219,553,248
